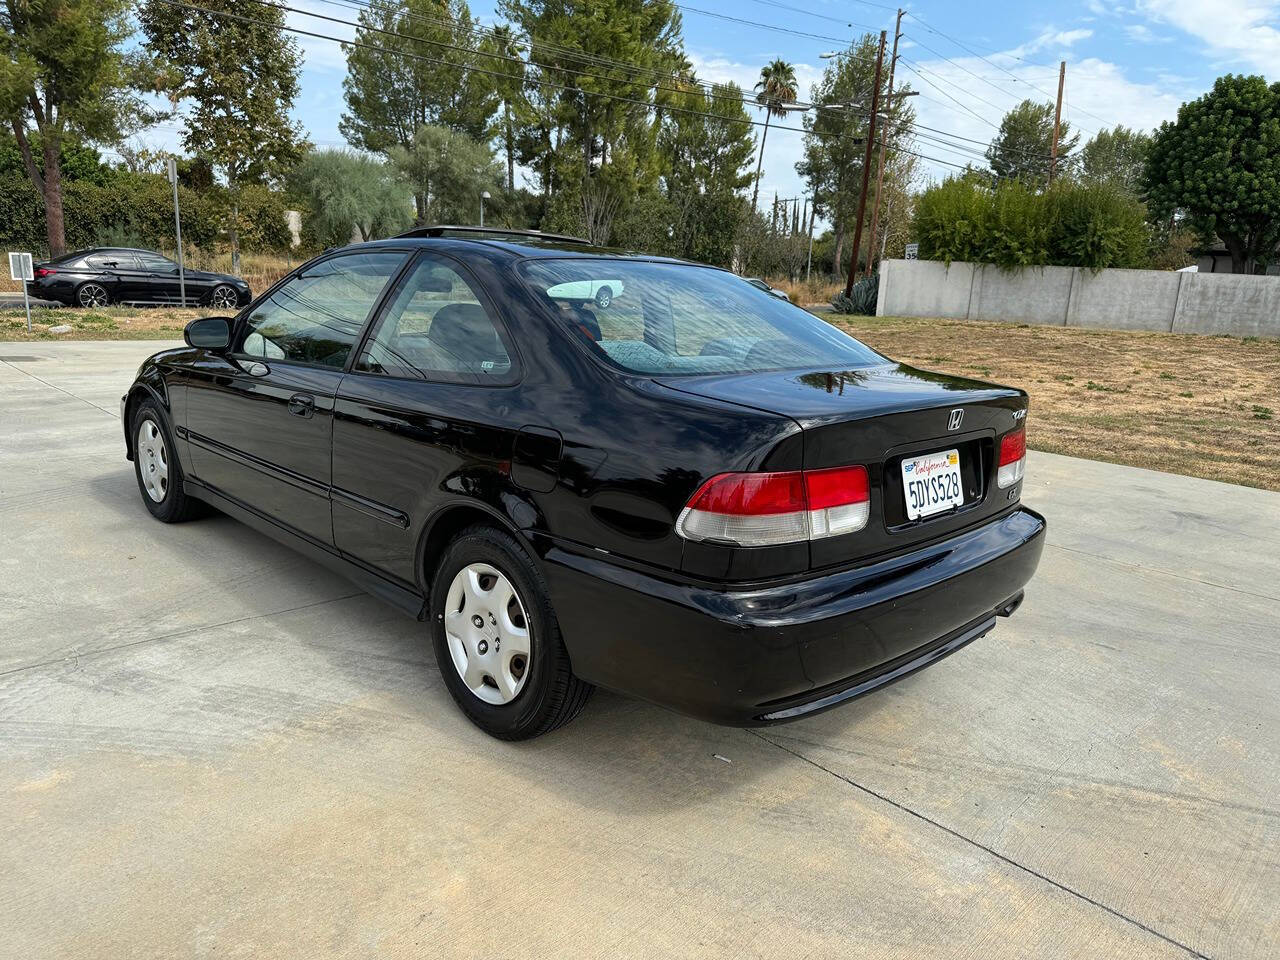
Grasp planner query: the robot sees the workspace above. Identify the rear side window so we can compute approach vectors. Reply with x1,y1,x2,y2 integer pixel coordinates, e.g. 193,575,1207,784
354,255,513,382
237,252,406,368
520,259,882,376
86,254,131,269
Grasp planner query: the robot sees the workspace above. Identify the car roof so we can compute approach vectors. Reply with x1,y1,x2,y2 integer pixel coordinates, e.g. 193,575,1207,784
343,227,702,267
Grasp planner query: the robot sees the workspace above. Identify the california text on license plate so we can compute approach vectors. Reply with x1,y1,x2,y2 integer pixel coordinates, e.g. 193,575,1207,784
902,449,964,520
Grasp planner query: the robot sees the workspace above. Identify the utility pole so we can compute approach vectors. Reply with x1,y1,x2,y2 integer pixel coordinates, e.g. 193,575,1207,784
806,196,816,283
1048,60,1065,187
864,9,903,279
844,30,886,299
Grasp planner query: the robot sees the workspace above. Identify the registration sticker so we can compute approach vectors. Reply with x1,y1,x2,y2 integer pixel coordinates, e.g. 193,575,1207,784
902,449,964,520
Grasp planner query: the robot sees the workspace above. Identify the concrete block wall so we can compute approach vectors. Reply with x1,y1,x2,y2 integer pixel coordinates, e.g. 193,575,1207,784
877,259,1280,338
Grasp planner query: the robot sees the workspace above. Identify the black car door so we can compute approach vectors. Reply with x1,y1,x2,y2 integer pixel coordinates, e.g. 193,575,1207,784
109,255,154,303
183,250,409,546
331,252,525,585
134,253,184,303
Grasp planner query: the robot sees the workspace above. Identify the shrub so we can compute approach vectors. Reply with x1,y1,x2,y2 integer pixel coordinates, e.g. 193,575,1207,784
831,273,878,315
913,175,1153,270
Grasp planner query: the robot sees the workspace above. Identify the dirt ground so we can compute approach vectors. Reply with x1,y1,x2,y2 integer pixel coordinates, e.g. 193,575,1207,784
4,305,1275,491
835,315,1280,491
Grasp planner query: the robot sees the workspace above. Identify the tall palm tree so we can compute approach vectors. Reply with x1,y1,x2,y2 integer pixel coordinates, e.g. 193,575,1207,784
751,59,798,210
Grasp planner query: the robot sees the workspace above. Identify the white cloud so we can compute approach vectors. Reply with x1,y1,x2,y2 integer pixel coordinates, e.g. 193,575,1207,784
1134,0,1280,72
1123,23,1172,42
288,0,355,75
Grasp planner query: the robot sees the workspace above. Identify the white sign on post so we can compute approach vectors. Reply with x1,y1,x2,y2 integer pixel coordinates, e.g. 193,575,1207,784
9,251,33,281
904,243,919,260
8,251,34,333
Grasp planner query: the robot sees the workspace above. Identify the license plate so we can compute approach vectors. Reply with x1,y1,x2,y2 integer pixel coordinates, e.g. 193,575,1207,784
902,449,964,520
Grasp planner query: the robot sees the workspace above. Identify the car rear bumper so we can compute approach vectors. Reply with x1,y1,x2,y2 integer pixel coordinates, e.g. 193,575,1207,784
540,506,1046,725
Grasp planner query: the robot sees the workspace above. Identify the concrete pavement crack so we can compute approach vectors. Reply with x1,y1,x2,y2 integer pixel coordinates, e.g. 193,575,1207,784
0,355,120,418
0,592,364,679
747,728,1211,960
1044,540,1280,604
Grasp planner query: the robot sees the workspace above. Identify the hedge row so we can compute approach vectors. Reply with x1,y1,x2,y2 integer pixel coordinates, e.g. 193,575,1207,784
913,177,1151,271
0,172,293,257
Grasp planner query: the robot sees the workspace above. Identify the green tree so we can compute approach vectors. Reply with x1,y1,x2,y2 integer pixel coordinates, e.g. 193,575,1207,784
659,80,755,264
0,0,153,255
139,0,308,273
291,149,413,247
340,0,495,212
1080,125,1150,194
388,123,502,224
499,0,683,242
1145,74,1280,274
483,25,525,193
986,99,1078,185
751,58,797,210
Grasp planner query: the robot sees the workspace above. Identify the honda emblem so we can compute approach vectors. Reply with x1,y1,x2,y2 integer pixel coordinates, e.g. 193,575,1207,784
947,409,964,431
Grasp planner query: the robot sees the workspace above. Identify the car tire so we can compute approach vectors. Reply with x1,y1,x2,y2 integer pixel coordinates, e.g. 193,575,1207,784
429,524,593,739
594,286,612,309
76,282,110,308
131,399,204,523
208,284,239,310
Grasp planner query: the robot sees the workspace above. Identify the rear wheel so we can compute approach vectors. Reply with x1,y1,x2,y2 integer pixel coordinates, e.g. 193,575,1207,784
430,524,592,739
131,399,203,523
594,285,613,309
209,284,239,310
77,283,110,308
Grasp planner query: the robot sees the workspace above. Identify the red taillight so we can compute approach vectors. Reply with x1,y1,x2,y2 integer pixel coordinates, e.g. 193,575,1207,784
997,426,1026,489
35,267,55,278
677,465,870,545
999,428,1026,466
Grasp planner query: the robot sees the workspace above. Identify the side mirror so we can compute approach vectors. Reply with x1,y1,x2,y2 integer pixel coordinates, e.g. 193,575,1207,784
184,316,232,350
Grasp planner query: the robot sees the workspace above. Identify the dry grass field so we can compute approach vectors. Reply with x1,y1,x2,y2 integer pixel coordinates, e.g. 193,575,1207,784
835,315,1280,491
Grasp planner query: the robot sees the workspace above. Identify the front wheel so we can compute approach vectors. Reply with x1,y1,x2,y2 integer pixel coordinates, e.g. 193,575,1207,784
430,525,592,739
131,399,204,523
77,283,110,308
594,286,613,309
209,284,239,310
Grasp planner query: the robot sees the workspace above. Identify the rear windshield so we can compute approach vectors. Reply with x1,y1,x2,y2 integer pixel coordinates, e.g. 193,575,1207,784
519,259,882,376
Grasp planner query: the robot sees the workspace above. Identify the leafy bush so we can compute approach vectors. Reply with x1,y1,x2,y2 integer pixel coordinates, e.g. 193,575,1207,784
831,273,878,314
913,176,1152,271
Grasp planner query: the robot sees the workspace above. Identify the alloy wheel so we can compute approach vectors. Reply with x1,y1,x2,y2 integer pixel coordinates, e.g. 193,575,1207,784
444,562,532,705
78,283,109,308
211,285,238,309
136,418,169,503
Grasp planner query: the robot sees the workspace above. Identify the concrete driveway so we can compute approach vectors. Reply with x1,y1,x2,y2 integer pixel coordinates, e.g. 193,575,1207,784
2,341,1276,960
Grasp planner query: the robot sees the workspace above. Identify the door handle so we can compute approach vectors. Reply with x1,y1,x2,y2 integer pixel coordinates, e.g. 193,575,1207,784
288,393,316,418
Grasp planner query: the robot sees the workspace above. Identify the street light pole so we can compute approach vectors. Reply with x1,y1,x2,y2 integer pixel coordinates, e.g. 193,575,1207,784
844,30,886,299
168,157,186,308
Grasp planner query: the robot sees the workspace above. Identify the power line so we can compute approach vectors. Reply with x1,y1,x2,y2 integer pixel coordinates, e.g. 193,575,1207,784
673,4,855,44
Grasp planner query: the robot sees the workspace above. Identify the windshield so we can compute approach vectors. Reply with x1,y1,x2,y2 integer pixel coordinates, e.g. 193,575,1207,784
520,259,882,376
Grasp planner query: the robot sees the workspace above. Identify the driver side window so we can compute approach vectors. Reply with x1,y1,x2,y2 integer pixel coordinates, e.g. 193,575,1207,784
237,252,406,368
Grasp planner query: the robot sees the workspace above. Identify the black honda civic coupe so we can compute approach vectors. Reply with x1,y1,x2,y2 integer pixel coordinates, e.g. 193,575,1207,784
31,247,250,308
121,226,1045,739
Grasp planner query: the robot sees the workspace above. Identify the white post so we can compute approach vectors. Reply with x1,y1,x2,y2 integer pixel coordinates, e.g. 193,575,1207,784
22,277,31,332
169,158,186,307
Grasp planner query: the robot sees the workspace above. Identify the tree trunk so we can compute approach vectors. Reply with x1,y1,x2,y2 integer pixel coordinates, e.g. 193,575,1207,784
832,226,845,281
11,121,44,199
1222,233,1250,274
41,135,66,257
230,194,241,276
504,103,515,192
751,112,771,211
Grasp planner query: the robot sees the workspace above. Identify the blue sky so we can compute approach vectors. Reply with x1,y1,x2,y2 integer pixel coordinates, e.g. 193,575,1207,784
135,0,1279,215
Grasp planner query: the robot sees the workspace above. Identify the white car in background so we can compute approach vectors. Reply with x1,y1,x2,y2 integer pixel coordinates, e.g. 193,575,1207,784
546,277,624,308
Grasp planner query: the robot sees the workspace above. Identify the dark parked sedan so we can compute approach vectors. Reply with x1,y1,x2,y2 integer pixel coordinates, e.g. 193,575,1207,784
121,226,1044,739
31,247,250,308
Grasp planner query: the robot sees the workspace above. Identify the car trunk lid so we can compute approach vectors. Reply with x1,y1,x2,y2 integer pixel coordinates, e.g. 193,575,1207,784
655,363,1029,570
